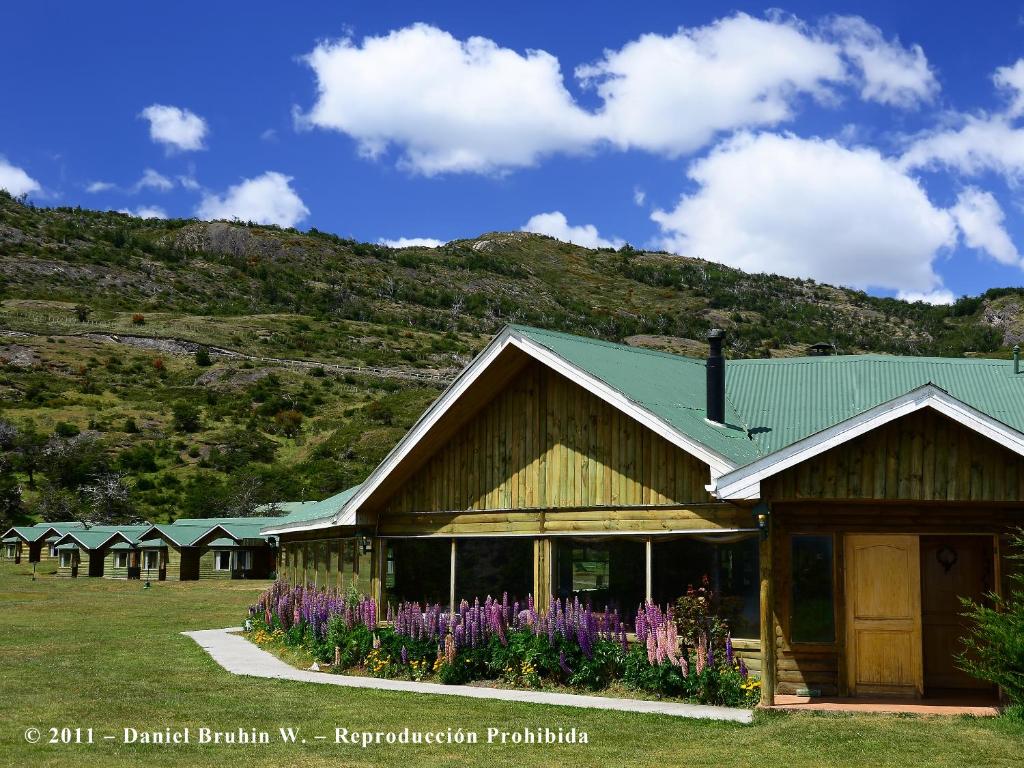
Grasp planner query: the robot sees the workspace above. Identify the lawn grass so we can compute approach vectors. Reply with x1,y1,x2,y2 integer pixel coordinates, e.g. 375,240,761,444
0,562,1021,768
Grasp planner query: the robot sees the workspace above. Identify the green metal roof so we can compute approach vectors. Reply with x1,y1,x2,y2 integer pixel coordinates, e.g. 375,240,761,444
206,537,239,548
2,536,18,543
55,543,79,551
512,325,1024,467
108,541,134,551
260,485,362,532
2,521,87,543
139,539,166,549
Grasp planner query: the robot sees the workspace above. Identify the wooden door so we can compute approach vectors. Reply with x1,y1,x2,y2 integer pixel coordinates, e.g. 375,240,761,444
844,534,923,697
920,536,992,691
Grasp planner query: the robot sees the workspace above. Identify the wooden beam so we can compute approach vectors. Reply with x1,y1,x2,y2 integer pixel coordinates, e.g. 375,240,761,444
645,537,652,603
759,529,776,707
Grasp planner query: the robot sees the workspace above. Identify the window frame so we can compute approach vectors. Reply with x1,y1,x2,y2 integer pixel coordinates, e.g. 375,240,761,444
213,550,232,571
788,532,838,646
143,550,159,571
113,551,130,569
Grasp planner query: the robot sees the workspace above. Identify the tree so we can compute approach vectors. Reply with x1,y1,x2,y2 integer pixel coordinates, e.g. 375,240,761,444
41,431,107,489
194,347,212,367
32,484,82,523
172,402,202,433
81,472,138,526
225,474,280,518
74,304,91,322
273,409,303,437
0,455,24,530
13,421,45,487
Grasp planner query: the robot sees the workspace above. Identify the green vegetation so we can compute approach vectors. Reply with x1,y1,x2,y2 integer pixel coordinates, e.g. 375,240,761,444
958,530,1024,708
0,564,1021,768
4,190,1024,525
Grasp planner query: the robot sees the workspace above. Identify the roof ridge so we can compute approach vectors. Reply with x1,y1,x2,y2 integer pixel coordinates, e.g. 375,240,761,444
510,324,707,366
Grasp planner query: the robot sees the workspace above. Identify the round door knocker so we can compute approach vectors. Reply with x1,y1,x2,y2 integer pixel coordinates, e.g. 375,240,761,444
936,545,958,574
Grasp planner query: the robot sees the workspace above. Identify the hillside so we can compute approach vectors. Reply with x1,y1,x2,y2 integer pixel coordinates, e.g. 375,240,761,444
1,190,1023,526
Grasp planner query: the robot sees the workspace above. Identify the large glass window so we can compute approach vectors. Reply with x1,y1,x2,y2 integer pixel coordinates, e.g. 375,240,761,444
384,538,451,608
790,535,835,643
555,539,644,616
455,538,533,604
652,536,760,638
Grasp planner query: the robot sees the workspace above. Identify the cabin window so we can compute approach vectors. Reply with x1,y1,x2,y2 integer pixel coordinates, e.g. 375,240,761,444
790,535,835,643
455,538,533,605
384,538,451,608
59,551,73,568
554,539,645,617
113,552,129,569
4,544,14,558
49,544,58,557
651,535,760,639
237,550,252,570
214,550,232,571
143,551,159,571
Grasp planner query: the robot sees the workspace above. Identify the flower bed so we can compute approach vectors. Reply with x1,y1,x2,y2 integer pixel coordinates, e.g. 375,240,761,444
247,580,760,707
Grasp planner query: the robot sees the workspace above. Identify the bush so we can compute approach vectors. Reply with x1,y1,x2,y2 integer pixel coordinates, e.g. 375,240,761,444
958,529,1024,706
194,348,212,367
131,313,145,325
172,402,202,433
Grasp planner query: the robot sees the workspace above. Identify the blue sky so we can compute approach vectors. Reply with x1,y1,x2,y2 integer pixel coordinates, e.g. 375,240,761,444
4,2,1024,303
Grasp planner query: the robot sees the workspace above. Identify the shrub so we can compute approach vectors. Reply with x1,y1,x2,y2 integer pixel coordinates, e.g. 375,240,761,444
194,348,212,366
54,421,80,438
172,402,202,433
958,529,1024,706
131,313,145,325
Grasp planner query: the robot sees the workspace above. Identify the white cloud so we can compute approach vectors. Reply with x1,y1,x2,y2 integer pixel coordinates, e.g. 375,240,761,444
632,187,646,206
196,171,309,227
830,16,937,108
378,237,445,248
897,289,956,305
950,187,1021,266
177,174,200,191
0,157,41,197
135,168,173,192
994,59,1024,117
119,206,168,219
652,132,956,294
86,180,115,193
522,211,624,249
139,104,208,152
301,23,598,175
577,13,845,156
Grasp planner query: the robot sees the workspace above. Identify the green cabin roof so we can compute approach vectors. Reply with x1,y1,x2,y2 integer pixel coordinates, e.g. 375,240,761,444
206,537,239,548
511,325,1024,467
260,485,363,533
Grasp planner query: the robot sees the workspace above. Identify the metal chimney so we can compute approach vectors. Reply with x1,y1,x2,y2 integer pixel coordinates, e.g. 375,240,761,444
706,329,725,425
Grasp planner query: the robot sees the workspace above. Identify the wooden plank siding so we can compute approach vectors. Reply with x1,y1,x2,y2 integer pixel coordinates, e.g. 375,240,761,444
765,409,1024,502
766,503,1024,697
368,361,723,531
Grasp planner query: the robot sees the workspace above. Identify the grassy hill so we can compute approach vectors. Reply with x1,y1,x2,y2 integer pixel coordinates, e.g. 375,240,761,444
1,190,1023,525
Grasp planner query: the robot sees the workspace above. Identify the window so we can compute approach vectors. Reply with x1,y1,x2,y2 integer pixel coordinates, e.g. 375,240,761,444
113,551,129,569
384,538,451,608
143,551,159,571
554,539,645,617
652,536,760,638
49,544,57,558
236,550,252,571
790,535,835,643
59,551,72,568
214,551,232,571
4,544,14,558
455,538,533,605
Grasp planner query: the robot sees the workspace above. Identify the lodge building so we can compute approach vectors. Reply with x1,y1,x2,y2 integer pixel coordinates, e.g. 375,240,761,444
264,323,1021,706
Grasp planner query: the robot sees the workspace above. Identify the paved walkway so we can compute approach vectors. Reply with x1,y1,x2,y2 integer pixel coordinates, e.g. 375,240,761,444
772,694,1000,716
183,627,753,723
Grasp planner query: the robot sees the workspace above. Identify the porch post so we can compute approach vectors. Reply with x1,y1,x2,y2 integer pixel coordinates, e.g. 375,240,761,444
759,528,776,707
645,538,652,603
449,538,457,613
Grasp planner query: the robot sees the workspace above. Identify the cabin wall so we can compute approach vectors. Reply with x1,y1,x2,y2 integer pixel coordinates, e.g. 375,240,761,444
765,503,1024,697
57,552,80,578
764,409,1024,502
370,362,717,534
277,537,372,593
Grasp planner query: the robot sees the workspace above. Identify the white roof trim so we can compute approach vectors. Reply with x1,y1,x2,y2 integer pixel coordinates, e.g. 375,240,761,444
51,530,124,551
304,327,735,533
709,384,1024,500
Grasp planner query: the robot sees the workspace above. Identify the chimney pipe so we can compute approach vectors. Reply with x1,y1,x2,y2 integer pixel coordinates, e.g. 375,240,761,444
706,329,725,424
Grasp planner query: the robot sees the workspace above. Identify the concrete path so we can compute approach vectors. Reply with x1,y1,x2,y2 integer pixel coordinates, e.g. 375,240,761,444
183,627,753,723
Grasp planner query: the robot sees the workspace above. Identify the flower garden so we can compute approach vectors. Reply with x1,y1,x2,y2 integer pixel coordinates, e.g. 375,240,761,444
246,579,760,707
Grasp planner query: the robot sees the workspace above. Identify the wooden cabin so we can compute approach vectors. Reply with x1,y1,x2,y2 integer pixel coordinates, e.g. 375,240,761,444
267,324,1024,706
0,523,87,567
51,527,150,578
135,518,279,581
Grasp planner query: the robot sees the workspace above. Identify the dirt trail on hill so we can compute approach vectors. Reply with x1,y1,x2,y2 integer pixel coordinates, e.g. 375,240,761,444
0,328,455,384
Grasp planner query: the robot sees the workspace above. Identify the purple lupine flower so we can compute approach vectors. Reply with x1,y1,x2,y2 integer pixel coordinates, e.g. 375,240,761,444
400,646,409,665
738,658,748,680
558,650,572,677
725,634,734,665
